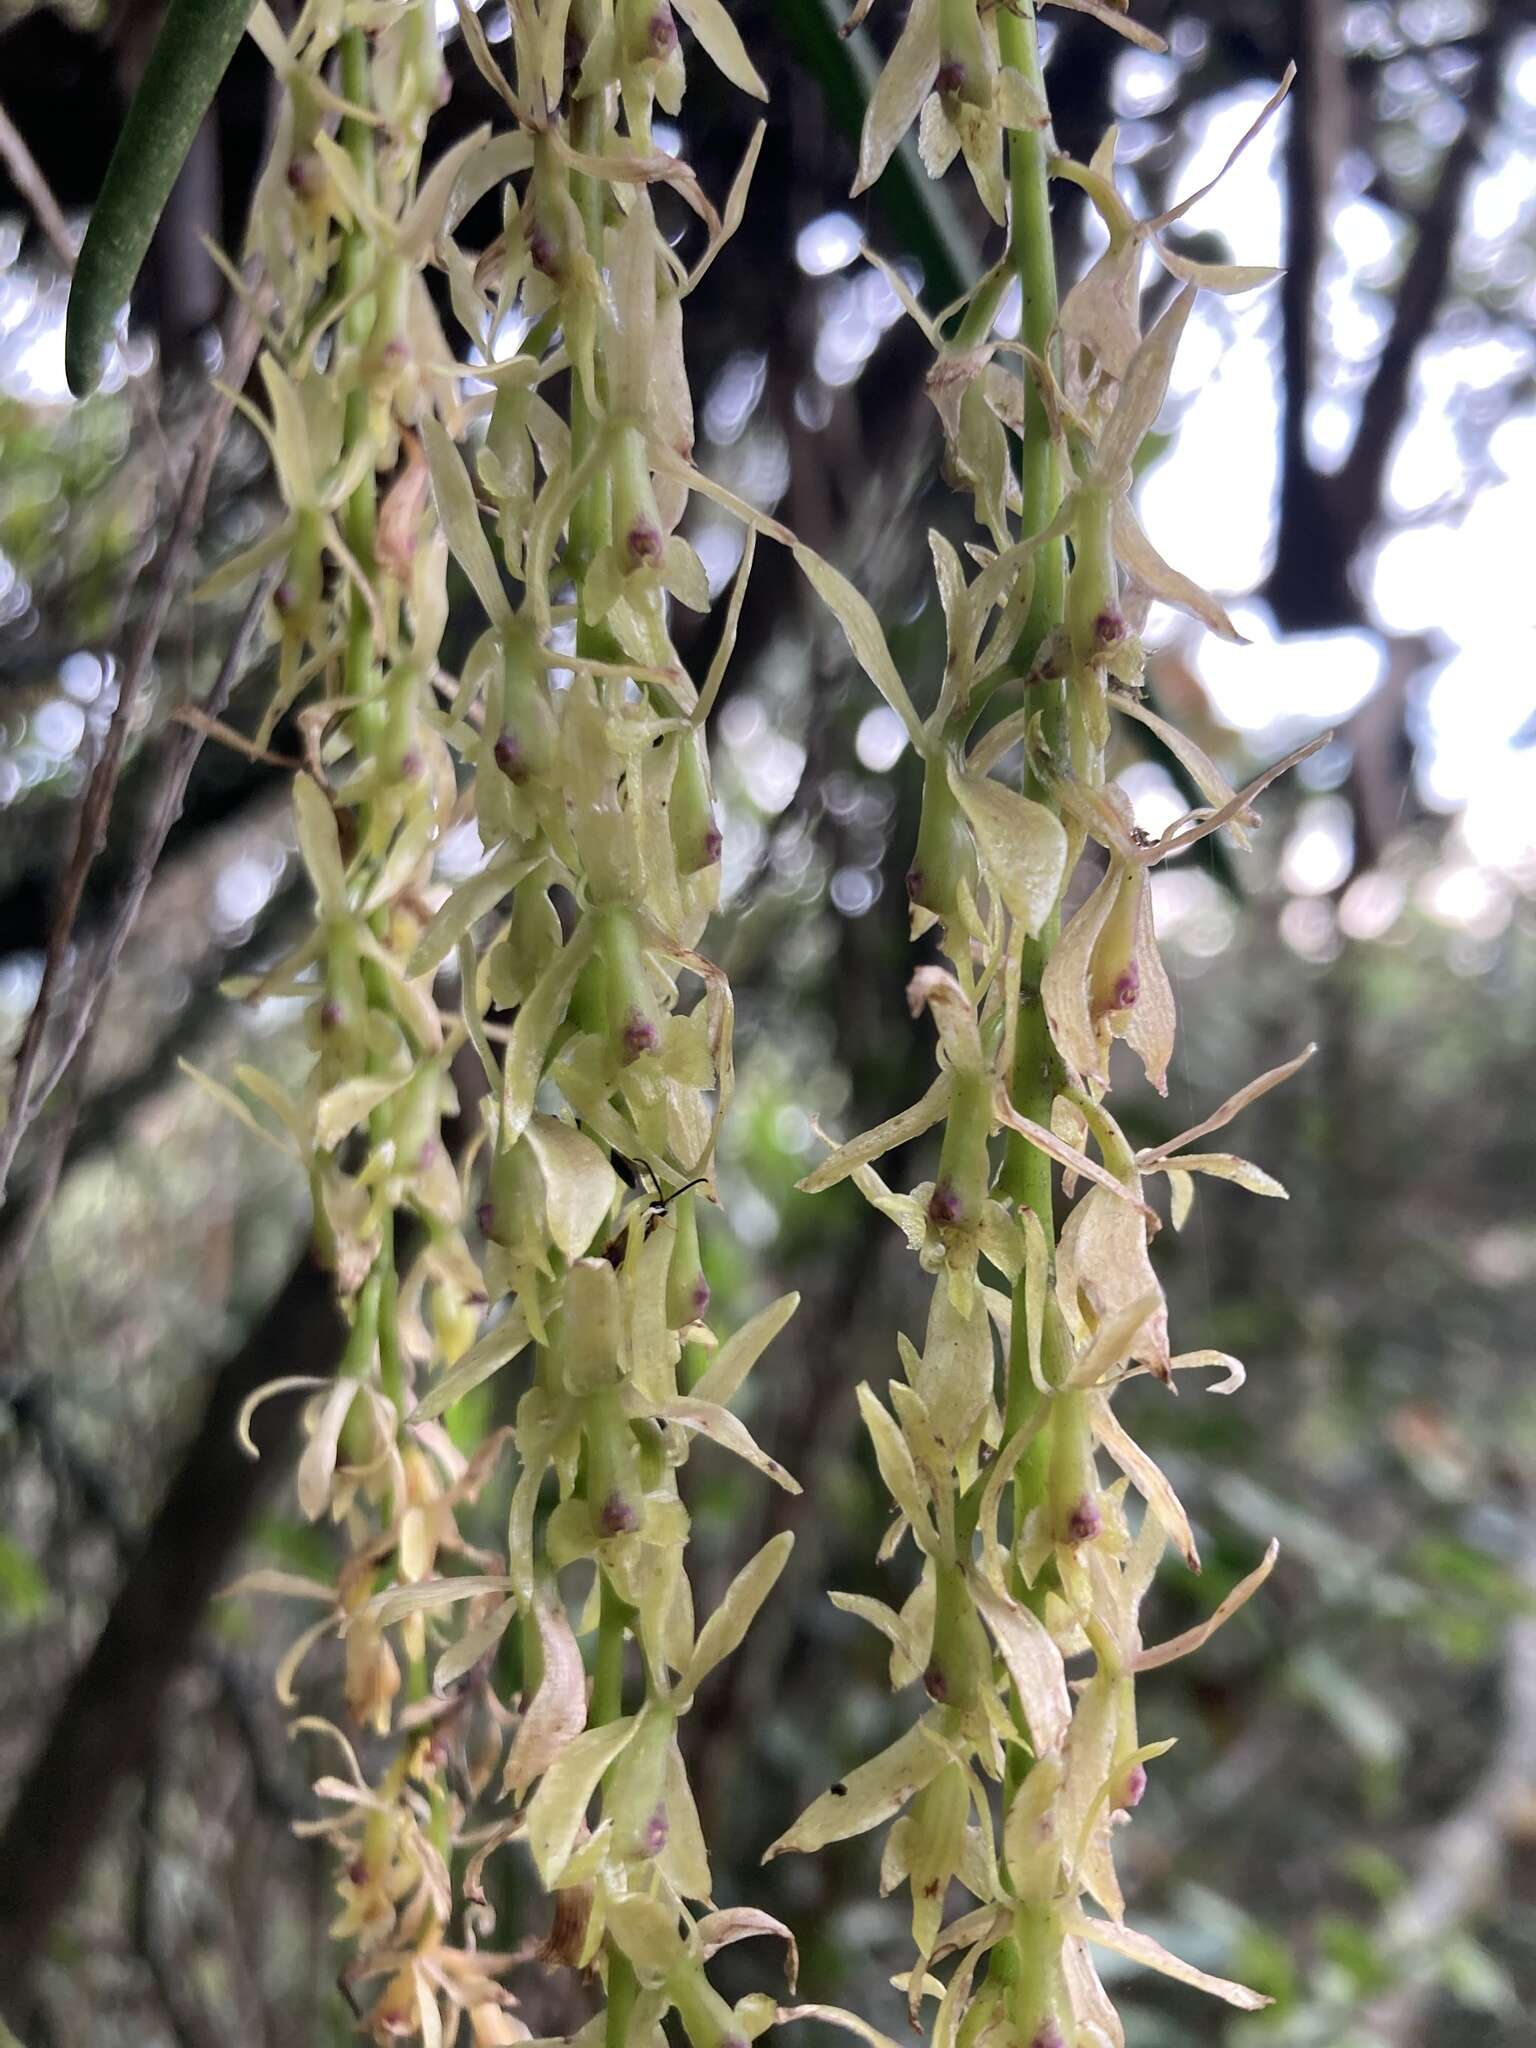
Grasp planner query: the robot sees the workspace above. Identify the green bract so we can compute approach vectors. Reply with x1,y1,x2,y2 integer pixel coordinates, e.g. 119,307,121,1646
206,4,814,2043
65,0,258,397
771,5,1310,2045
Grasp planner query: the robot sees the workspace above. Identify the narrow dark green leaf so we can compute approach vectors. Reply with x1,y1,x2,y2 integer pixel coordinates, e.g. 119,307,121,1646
66,0,256,396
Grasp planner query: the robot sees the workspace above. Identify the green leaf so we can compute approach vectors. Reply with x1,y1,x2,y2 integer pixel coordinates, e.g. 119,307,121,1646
0,1534,48,1620
793,542,926,751
764,1719,948,1859
423,415,513,629
679,1532,795,1700
67,0,256,396
689,1292,799,1407
524,1717,638,1884
671,0,768,99
948,768,1068,937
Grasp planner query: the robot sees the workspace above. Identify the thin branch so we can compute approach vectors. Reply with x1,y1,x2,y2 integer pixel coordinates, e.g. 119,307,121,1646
0,872,305,1307
1332,27,1508,546
0,96,75,274
1359,1524,1536,2045
31,571,276,1125
0,575,275,1317
0,294,265,1204
0,1250,344,1999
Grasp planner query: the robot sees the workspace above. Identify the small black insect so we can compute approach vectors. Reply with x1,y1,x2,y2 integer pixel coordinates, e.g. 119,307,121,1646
830,1781,848,1797
601,1153,710,1265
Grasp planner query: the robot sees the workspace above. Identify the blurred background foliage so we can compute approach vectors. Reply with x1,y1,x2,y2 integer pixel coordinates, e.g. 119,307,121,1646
1,1,1536,2044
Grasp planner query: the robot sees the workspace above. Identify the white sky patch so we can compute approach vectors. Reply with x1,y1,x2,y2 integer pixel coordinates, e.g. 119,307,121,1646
1197,607,1385,734
796,211,862,278
854,706,907,773
1281,796,1355,896
1132,69,1536,876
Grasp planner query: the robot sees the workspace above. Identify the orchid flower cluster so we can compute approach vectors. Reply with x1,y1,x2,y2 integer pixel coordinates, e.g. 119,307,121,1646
209,3,831,2043
758,5,1311,2044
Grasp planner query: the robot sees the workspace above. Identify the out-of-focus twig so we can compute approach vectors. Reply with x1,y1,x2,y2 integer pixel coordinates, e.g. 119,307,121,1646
0,302,265,1206
1359,1524,1536,2045
0,572,273,1313
0,1249,343,2000
0,97,76,274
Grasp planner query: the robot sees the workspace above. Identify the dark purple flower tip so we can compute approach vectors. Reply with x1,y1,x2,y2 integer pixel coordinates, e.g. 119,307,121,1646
527,227,561,279
1066,1493,1102,1545
640,1803,670,1856
624,520,665,571
286,154,322,198
493,730,528,784
381,336,411,369
1029,2026,1068,2048
905,866,925,903
690,1275,712,1318
927,1180,964,1229
922,1661,950,1703
476,1201,496,1238
347,1857,369,1886
936,60,967,94
702,825,724,864
1094,608,1127,649
399,747,424,782
598,1492,640,1536
621,1009,659,1061
415,1138,440,1171
648,9,678,56
1116,1762,1148,1811
1111,964,1140,1011
319,998,345,1033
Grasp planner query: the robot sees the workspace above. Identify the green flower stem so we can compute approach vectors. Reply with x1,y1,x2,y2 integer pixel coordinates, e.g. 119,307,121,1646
338,26,381,728
569,2,613,594
592,1573,631,1728
997,1,1066,692
64,0,256,395
996,0,1070,1701
594,1568,639,2048
995,0,1066,1274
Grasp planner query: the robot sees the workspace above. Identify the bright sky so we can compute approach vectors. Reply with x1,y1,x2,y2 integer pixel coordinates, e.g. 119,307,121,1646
1,23,1534,913
1132,51,1536,879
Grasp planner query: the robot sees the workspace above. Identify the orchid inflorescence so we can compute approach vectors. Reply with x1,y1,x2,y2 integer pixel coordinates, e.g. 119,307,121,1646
756,5,1311,2047
212,2,825,2042
205,1,1310,2044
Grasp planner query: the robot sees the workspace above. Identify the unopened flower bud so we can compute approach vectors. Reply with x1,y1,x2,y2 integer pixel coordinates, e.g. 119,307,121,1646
1114,1761,1148,1811
624,519,664,571
527,225,561,279
1089,865,1145,1021
1066,1492,1102,1544
925,1559,990,1712
286,152,323,198
621,1008,659,1060
493,729,527,783
598,1491,640,1535
607,1704,675,1862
